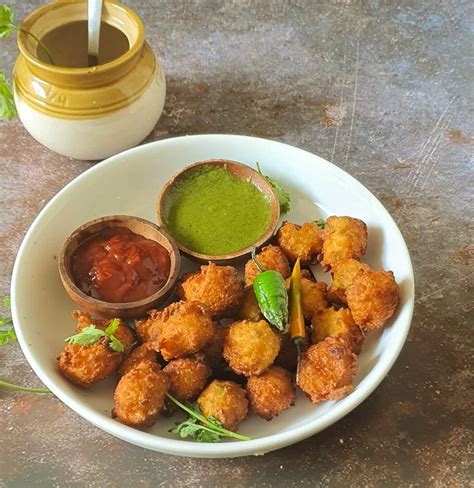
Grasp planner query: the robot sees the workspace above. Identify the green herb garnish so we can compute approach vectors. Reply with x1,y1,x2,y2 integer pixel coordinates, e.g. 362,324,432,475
256,162,291,214
0,379,51,395
314,219,326,229
0,73,15,121
0,294,15,345
65,318,124,352
166,393,251,442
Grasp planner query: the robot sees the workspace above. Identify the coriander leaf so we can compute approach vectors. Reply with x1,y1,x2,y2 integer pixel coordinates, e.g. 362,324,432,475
0,5,15,38
196,428,221,443
0,73,16,121
108,334,124,352
0,316,12,326
65,325,106,346
3,295,11,309
0,326,16,345
314,219,326,229
256,162,291,214
105,318,120,336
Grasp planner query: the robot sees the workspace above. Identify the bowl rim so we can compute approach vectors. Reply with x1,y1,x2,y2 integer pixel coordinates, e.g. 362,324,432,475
156,159,280,261
11,134,415,458
58,214,181,310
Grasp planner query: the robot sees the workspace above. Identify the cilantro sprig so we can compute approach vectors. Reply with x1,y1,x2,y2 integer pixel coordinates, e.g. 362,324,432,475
65,318,124,352
314,218,326,229
256,162,291,214
0,295,15,345
166,393,251,442
0,5,55,121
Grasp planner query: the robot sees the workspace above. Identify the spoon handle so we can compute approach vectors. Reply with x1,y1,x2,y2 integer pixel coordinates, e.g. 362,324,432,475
88,0,103,67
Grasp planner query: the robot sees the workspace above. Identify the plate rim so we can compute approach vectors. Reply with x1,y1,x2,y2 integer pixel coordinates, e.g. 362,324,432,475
11,134,415,458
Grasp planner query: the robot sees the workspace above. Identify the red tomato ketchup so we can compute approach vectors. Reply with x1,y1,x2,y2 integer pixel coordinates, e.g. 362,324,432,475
71,228,171,303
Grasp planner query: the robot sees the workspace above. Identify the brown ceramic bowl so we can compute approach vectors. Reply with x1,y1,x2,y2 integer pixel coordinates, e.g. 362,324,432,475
156,159,280,264
58,215,181,319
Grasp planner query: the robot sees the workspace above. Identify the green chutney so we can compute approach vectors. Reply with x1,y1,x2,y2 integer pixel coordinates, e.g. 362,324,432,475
163,165,272,255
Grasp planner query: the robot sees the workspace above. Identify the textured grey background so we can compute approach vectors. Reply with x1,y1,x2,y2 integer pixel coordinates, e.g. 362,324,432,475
0,1,472,486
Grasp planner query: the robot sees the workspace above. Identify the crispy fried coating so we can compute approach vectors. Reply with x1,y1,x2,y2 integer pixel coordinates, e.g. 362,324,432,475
197,380,248,431
274,333,298,371
140,301,215,360
163,356,211,400
286,276,327,321
113,360,169,427
276,221,324,265
237,286,262,322
247,366,295,420
298,337,357,403
321,216,368,269
311,307,364,354
327,259,371,304
223,320,281,376
118,343,157,377
244,245,291,286
346,269,400,331
178,263,244,319
198,325,228,369
57,313,133,387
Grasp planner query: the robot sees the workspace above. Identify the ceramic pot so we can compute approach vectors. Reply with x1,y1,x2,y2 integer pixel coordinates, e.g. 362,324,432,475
13,0,166,160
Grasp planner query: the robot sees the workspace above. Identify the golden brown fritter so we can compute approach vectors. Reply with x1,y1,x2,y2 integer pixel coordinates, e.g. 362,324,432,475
237,286,262,322
113,360,169,427
274,333,299,372
286,276,327,321
246,366,295,420
346,269,400,331
135,313,156,344
118,343,157,377
142,301,215,361
198,324,228,369
311,307,364,354
276,221,324,265
57,313,134,387
223,320,281,376
327,259,371,304
197,380,248,431
298,337,357,403
178,263,244,319
321,216,368,269
163,357,211,401
244,245,291,286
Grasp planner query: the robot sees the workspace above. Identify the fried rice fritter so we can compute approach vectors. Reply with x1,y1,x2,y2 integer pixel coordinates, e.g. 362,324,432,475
237,286,262,322
178,262,244,319
197,380,249,431
113,360,169,427
244,245,291,286
247,366,295,420
57,312,134,388
311,307,364,354
223,320,281,376
298,337,356,403
137,301,215,360
327,258,371,304
276,221,324,265
321,216,368,269
118,343,157,377
163,356,211,401
346,269,400,331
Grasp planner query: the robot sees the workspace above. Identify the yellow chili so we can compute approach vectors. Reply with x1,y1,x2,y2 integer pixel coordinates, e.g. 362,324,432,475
289,258,305,384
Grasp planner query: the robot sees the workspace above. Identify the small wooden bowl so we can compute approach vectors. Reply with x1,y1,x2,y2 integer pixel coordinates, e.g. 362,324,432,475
157,159,280,264
58,215,181,319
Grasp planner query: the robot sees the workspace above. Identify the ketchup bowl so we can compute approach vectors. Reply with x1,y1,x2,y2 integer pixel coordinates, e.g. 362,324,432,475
58,215,181,319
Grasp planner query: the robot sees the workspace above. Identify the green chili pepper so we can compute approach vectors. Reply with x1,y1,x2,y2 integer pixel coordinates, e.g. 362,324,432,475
251,248,288,332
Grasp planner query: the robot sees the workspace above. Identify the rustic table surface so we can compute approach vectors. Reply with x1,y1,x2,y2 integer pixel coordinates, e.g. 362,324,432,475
0,1,472,486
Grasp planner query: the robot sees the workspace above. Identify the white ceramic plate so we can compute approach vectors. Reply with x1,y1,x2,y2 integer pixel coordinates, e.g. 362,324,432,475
11,134,414,458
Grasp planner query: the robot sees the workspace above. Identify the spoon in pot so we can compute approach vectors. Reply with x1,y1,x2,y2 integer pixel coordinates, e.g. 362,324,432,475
88,0,103,67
